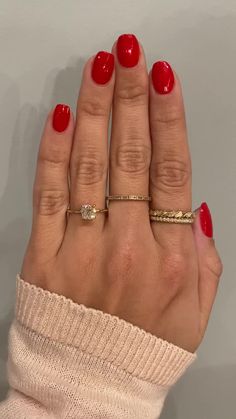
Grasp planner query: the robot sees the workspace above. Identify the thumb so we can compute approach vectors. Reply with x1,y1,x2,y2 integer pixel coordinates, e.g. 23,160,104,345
193,202,223,332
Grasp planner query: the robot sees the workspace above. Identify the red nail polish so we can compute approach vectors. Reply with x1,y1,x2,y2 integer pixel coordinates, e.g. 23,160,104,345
52,104,70,132
152,61,175,94
91,51,114,85
200,202,213,238
117,34,140,68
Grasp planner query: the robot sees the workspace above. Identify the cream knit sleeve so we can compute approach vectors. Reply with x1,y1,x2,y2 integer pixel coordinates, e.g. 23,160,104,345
0,276,196,418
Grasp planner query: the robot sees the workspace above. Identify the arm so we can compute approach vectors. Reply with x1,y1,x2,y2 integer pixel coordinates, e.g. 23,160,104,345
0,277,195,419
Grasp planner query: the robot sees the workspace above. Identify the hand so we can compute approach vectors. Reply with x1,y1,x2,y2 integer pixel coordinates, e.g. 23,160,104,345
21,35,222,353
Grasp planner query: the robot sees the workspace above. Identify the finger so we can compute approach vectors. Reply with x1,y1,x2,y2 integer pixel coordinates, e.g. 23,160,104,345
30,104,73,259
68,51,114,231
109,34,151,225
193,203,223,332
149,61,192,245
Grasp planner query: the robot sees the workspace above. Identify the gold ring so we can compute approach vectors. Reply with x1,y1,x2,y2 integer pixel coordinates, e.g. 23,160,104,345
149,209,195,224
67,204,108,220
106,195,151,202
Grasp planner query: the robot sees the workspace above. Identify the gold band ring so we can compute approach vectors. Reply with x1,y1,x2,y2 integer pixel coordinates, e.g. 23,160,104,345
67,204,108,220
149,209,195,224
106,195,151,202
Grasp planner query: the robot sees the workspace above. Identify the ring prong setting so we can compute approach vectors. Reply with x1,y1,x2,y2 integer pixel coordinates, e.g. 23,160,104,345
80,204,97,220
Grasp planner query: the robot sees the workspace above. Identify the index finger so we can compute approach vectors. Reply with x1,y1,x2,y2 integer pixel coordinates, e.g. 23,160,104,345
149,61,192,245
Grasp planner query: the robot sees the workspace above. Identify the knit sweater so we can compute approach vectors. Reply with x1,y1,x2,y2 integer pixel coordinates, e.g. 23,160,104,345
0,275,196,418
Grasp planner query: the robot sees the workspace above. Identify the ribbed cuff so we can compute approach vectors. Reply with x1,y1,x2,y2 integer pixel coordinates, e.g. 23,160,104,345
15,274,196,387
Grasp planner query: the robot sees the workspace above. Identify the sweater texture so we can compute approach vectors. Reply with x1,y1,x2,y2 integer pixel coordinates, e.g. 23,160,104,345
0,275,196,418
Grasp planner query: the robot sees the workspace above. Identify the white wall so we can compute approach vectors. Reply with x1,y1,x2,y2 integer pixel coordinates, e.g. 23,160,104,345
0,1,235,417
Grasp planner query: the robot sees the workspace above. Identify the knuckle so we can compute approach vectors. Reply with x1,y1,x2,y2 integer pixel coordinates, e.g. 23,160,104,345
77,252,96,276
34,189,68,215
151,157,191,189
39,149,67,168
72,151,107,186
116,80,148,106
205,253,223,281
152,108,184,130
163,253,188,288
216,257,224,278
115,143,150,174
106,241,136,283
79,98,108,118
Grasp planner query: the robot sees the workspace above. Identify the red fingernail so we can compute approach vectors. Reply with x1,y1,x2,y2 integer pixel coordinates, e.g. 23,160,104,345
200,202,213,238
52,104,70,132
117,34,140,68
91,51,114,85
152,61,175,94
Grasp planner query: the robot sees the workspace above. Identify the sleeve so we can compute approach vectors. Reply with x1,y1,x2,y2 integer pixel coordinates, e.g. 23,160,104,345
0,275,196,419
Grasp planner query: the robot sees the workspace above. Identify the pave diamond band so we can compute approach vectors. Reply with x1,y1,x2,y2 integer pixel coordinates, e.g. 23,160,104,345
150,216,194,224
106,195,151,207
106,195,151,201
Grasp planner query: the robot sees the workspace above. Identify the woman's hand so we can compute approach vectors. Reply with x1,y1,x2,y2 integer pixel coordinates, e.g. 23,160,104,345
21,35,222,353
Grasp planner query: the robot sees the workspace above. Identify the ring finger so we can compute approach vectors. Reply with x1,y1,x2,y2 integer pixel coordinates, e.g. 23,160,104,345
67,51,115,232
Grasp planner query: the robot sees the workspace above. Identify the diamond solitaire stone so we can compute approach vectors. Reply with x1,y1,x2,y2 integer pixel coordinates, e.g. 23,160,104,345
80,204,97,220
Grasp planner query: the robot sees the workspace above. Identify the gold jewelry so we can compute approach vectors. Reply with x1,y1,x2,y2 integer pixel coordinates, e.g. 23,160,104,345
67,204,108,220
149,209,195,224
106,194,151,203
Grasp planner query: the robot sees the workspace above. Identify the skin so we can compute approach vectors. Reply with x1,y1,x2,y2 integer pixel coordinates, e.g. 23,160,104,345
20,39,223,353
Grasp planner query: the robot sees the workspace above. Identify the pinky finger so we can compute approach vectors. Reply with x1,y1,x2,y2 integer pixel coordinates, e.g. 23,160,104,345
28,104,74,262
193,202,223,332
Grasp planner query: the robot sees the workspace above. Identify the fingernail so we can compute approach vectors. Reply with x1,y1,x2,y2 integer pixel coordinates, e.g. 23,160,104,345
52,104,70,132
91,51,114,85
117,34,140,68
152,61,175,94
200,202,213,238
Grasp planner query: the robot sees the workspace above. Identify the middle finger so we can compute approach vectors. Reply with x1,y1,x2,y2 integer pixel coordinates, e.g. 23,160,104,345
109,34,151,224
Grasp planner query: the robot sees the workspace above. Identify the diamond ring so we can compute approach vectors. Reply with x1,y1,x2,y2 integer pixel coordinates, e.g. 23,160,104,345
67,204,108,220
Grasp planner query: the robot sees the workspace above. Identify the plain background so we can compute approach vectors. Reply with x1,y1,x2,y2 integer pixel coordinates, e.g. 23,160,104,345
0,1,235,418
